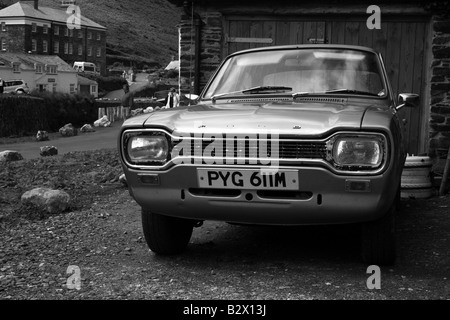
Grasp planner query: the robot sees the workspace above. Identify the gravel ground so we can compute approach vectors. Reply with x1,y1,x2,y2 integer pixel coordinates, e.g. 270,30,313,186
0,149,449,301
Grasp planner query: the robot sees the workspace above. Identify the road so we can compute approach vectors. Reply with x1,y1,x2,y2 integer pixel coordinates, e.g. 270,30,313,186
103,73,149,100
0,122,122,159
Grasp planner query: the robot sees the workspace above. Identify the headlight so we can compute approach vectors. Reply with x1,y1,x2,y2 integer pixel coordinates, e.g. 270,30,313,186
126,134,169,164
327,134,386,170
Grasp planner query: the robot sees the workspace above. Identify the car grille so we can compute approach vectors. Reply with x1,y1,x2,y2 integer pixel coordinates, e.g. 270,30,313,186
173,137,327,165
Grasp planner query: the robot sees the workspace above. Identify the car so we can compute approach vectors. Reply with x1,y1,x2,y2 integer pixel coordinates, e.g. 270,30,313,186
3,79,29,94
118,44,419,265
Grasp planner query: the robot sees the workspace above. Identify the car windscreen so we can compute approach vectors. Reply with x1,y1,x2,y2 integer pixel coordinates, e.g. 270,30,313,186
84,66,95,72
203,49,386,99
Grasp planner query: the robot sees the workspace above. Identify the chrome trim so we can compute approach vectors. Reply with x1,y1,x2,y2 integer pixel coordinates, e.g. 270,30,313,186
121,129,390,175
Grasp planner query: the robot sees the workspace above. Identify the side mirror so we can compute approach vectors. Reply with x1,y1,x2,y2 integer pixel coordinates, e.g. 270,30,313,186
396,93,419,110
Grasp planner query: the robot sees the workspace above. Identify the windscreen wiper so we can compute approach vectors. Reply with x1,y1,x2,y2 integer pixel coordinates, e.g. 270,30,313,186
293,89,380,98
212,86,293,102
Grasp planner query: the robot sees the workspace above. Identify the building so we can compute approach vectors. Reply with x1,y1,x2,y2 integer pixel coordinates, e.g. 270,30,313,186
166,0,450,161
0,0,106,74
77,74,97,97
0,51,78,93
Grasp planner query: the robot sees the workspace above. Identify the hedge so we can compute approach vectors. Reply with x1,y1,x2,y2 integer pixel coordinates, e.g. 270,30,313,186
0,93,98,138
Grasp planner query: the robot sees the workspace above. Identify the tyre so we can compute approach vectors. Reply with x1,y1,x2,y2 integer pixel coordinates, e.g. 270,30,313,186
361,202,396,266
141,208,193,255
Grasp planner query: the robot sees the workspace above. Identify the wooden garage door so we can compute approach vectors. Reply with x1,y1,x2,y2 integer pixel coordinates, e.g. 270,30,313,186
224,17,430,154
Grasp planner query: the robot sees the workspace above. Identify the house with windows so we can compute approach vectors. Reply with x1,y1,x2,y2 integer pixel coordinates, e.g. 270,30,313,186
0,52,78,93
0,0,106,74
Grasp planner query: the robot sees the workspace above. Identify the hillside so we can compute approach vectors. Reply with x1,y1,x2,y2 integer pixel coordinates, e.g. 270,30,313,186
22,0,182,68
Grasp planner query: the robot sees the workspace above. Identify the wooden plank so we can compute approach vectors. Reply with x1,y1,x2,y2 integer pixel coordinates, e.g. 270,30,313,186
276,20,291,45
371,21,388,60
303,21,317,43
410,22,427,154
329,21,345,44
249,20,263,48
397,22,416,153
384,22,401,100
289,21,304,44
358,21,373,48
344,21,360,45
263,20,276,47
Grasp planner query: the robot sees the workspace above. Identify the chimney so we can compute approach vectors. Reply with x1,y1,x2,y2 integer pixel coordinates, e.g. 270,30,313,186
34,0,38,10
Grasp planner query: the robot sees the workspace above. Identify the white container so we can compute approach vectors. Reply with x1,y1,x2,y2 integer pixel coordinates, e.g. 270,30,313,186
401,155,433,199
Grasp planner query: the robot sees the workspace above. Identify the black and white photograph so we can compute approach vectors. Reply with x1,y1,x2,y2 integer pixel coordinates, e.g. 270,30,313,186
0,0,449,308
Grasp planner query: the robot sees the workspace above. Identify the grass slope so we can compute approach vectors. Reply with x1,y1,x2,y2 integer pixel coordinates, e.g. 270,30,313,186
38,0,181,68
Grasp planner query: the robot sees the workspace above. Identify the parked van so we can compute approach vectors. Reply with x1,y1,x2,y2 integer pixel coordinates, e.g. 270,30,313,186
73,62,98,74
3,80,29,94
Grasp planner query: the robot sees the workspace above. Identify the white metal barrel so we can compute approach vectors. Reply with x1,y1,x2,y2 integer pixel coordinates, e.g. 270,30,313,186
401,156,433,199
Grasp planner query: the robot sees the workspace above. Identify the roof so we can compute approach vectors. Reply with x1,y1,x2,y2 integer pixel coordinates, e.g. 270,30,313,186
164,60,179,71
0,1,106,29
77,75,98,85
0,52,76,72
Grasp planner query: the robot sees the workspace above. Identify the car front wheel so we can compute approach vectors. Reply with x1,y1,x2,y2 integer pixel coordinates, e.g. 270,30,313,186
141,209,194,255
361,202,396,266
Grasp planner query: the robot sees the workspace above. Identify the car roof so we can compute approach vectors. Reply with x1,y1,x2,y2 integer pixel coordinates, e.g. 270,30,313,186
228,44,379,58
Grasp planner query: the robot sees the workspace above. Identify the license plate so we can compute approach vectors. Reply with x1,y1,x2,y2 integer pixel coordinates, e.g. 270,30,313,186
197,169,299,190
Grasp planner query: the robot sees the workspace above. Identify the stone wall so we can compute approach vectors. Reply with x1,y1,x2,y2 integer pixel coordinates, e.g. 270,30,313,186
179,10,223,95
429,15,450,163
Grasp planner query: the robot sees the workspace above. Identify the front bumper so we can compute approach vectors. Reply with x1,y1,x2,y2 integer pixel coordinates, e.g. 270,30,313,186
123,164,398,225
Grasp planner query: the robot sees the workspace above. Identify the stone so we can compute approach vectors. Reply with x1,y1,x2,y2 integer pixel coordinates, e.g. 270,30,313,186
0,150,23,162
80,124,96,133
59,123,78,137
21,188,70,214
119,174,127,187
40,146,58,157
36,130,49,141
143,107,154,113
94,115,111,127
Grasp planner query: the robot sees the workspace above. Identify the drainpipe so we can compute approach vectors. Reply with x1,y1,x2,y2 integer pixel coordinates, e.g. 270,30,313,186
183,0,202,95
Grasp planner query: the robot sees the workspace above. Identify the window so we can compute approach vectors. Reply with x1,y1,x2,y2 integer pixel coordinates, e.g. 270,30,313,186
64,27,69,36
32,23,37,33
91,85,97,94
47,65,57,74
69,29,73,37
1,38,6,51
12,63,20,73
54,25,59,35
69,43,73,54
54,41,59,54
88,31,92,39
78,29,83,38
1,22,6,32
96,47,101,57
43,25,48,34
52,83,57,92
97,32,101,40
78,45,82,55
87,46,92,56
64,42,68,54
32,39,37,52
35,64,43,73
70,84,76,94
43,40,48,53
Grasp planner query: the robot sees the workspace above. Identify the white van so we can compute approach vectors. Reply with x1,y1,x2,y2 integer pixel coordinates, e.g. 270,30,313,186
73,62,98,74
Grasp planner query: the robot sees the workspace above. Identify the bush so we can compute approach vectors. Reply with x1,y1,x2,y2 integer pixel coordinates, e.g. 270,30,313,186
0,92,98,137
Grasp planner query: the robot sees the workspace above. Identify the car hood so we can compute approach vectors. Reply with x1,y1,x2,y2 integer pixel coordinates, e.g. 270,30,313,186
138,101,373,137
